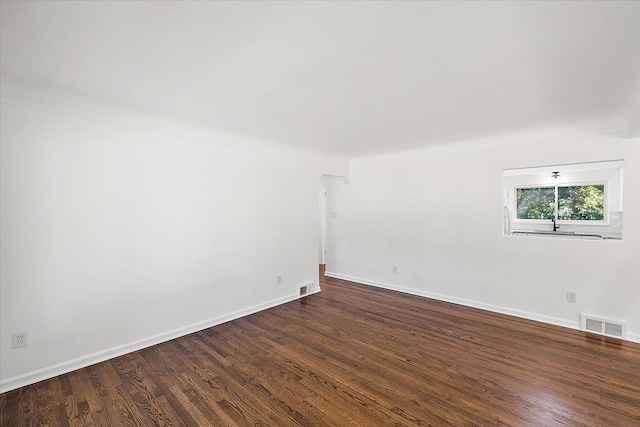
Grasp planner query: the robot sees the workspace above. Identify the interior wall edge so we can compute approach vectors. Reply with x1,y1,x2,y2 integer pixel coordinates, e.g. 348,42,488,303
0,80,350,169
324,271,640,345
349,121,629,168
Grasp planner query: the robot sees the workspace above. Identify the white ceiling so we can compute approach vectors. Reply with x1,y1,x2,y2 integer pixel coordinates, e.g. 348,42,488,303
2,1,639,158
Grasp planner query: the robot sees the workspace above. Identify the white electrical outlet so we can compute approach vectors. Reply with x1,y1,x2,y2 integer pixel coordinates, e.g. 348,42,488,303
392,266,398,273
567,291,577,303
12,331,27,349
276,275,282,285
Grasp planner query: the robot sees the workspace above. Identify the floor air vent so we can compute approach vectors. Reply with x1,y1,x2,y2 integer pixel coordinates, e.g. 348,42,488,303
581,314,626,339
299,285,308,297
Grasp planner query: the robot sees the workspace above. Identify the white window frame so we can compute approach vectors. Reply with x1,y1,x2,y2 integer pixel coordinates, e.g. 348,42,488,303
513,181,609,226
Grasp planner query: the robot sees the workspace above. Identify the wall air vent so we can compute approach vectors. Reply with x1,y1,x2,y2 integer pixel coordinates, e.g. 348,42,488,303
298,282,314,298
581,314,626,339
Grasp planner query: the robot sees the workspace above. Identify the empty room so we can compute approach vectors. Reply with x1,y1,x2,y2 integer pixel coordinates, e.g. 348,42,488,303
1,1,639,426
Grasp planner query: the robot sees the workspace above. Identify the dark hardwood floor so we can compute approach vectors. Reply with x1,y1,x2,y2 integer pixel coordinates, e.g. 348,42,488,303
2,267,640,426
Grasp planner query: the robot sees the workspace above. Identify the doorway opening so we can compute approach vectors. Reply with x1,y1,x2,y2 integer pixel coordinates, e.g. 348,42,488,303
319,175,348,277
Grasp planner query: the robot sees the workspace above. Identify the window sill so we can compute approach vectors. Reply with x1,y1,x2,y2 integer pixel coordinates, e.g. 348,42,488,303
509,230,622,241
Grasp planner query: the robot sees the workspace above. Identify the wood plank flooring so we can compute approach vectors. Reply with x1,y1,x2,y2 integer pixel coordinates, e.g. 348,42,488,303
2,267,640,426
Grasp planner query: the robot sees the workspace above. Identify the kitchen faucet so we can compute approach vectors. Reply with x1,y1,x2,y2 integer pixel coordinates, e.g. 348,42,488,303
552,216,559,232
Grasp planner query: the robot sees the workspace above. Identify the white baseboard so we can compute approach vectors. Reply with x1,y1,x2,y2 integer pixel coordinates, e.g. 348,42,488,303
304,288,322,297
629,332,640,343
0,292,305,394
325,271,640,345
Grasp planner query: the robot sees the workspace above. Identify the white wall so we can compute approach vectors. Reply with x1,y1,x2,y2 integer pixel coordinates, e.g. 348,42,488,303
0,101,347,392
323,176,349,270
326,134,640,342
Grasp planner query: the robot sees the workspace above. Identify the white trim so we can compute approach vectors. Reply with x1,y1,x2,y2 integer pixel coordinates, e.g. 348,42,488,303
513,181,609,226
351,121,628,168
324,271,640,345
0,292,301,393
0,98,348,167
321,185,327,265
303,288,322,298
504,160,625,176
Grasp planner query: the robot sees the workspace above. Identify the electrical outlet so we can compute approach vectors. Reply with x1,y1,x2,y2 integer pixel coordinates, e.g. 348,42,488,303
392,266,398,273
567,291,577,303
276,275,282,285
12,331,27,349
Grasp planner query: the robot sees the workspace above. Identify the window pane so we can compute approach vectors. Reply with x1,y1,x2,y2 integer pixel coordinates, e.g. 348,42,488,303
516,187,555,220
557,185,605,221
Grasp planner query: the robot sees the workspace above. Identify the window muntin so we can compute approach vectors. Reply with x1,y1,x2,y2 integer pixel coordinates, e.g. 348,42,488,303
515,184,606,223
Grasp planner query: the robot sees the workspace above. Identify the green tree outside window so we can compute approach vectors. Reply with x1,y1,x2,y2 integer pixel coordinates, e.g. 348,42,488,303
516,185,604,221
516,187,555,220
558,185,605,220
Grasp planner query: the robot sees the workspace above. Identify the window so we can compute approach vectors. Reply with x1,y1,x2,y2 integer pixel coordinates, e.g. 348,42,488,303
516,184,605,222
557,185,604,221
503,160,623,240
516,187,555,220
